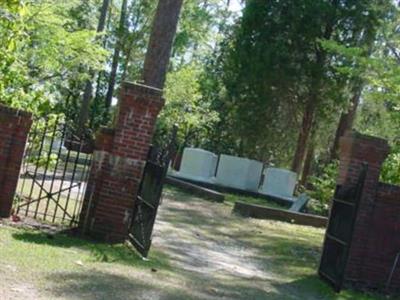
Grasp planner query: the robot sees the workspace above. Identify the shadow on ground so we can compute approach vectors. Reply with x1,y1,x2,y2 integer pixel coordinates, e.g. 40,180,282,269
45,271,191,300
4,187,387,300
45,271,333,300
11,230,171,270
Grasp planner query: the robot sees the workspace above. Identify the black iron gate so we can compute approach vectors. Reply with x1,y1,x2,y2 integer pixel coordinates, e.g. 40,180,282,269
319,163,368,292
14,117,93,226
128,127,177,257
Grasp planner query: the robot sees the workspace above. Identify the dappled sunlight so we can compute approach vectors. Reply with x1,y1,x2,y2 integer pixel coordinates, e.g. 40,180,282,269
151,187,387,299
0,187,388,299
44,270,192,300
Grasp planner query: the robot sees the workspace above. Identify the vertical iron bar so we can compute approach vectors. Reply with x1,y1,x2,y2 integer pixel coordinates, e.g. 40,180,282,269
17,120,39,215
71,152,91,225
75,156,92,225
62,134,84,222
386,252,400,290
34,117,59,219
43,120,67,220
52,127,73,223
25,119,49,217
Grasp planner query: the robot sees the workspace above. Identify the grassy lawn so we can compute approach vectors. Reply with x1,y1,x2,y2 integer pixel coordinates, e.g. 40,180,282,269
15,175,85,225
0,186,389,299
223,192,286,209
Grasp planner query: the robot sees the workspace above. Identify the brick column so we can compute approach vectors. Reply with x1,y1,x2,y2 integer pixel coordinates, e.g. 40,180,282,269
79,82,164,242
338,131,389,188
0,105,32,218
338,131,390,286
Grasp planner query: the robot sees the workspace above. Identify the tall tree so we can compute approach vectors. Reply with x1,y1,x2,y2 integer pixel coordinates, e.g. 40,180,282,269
104,0,128,108
78,0,110,130
142,0,184,89
290,0,387,174
291,0,339,174
330,81,363,160
202,0,389,172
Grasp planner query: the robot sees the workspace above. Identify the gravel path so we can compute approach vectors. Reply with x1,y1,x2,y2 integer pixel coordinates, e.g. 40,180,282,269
151,190,279,299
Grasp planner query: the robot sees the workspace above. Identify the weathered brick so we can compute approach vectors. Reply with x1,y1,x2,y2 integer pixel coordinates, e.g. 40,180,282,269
325,130,400,295
79,82,164,243
0,105,32,218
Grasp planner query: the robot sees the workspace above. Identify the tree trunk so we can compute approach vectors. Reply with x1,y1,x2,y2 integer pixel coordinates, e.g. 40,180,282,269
142,0,184,89
78,79,94,129
94,0,113,103
300,127,316,187
291,0,338,174
120,3,143,83
104,0,128,109
291,100,315,174
330,83,363,160
78,0,110,130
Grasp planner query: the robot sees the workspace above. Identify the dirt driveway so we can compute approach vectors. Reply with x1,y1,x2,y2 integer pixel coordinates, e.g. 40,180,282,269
148,188,332,299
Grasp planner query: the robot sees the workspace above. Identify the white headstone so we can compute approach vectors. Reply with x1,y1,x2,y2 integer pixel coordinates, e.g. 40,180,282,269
173,148,218,183
214,155,263,192
259,168,297,201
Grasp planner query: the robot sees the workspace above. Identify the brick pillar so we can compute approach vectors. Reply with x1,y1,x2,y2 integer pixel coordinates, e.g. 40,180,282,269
79,82,164,242
338,130,390,286
0,105,32,218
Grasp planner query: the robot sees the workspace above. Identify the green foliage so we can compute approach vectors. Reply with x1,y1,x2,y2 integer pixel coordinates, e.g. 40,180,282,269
27,115,63,168
156,63,219,148
200,0,390,168
381,147,400,185
0,1,36,109
117,0,157,82
0,0,107,115
323,4,400,187
307,161,339,216
172,0,232,66
354,74,400,186
224,193,284,210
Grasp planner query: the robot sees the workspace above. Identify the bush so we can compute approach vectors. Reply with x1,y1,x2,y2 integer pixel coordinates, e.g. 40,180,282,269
307,161,339,216
381,149,400,185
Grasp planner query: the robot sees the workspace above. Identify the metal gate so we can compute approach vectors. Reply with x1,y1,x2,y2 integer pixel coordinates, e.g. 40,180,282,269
14,117,93,226
319,163,368,292
128,127,177,257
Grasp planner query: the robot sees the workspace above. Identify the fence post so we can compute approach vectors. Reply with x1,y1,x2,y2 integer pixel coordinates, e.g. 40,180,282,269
336,130,390,286
79,82,164,242
0,105,32,218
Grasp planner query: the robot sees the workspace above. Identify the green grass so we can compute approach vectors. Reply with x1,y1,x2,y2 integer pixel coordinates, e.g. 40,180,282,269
0,227,169,272
15,177,84,224
224,192,286,209
0,226,178,299
0,186,392,299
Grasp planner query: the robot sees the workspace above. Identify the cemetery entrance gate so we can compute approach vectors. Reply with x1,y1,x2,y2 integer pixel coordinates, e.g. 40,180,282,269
14,117,92,226
319,164,368,292
128,127,177,257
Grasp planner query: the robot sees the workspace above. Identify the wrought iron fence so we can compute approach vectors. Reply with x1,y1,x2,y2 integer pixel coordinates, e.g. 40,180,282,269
14,117,93,226
128,125,178,257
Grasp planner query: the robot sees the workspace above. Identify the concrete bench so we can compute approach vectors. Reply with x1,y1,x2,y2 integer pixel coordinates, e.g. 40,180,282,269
289,193,310,212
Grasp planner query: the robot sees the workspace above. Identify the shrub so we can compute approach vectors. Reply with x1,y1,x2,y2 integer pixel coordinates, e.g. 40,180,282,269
381,148,400,185
307,161,339,216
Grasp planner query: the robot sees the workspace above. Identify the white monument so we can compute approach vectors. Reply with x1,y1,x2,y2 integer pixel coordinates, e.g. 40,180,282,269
259,168,297,202
213,155,263,192
172,148,218,183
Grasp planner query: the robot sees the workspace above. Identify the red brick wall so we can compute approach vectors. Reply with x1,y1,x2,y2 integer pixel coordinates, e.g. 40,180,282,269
361,183,400,292
0,105,32,218
79,83,164,242
336,131,400,294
